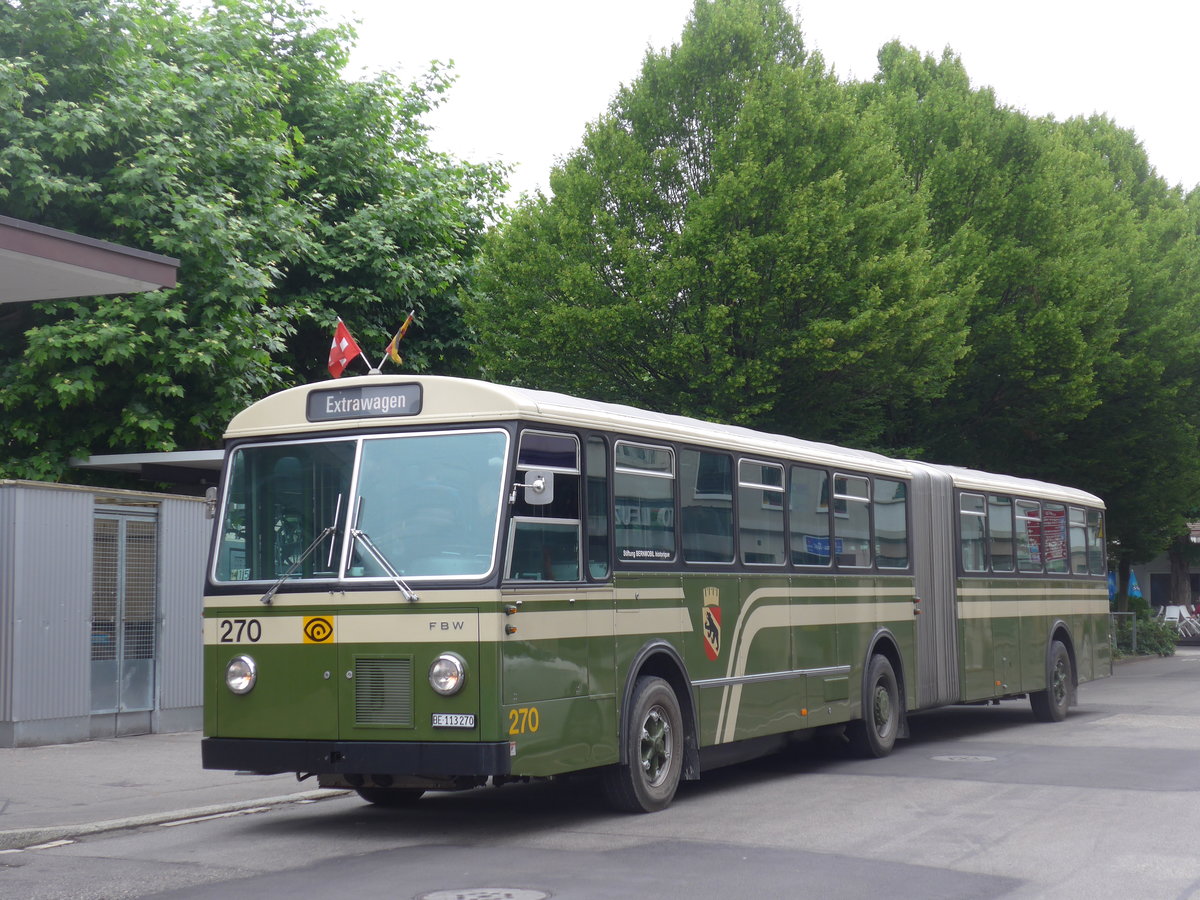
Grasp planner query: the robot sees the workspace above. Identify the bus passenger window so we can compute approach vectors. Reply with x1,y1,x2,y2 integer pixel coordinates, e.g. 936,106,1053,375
834,474,871,568
1015,499,1042,573
506,519,580,581
1069,507,1089,574
959,493,987,572
875,479,908,568
1087,509,1105,574
614,442,676,563
586,438,610,578
988,496,1015,572
1043,503,1068,574
681,449,734,563
507,431,582,581
739,460,784,565
790,466,831,566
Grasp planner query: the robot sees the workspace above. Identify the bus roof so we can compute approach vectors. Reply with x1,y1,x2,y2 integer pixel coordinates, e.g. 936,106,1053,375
225,375,1104,508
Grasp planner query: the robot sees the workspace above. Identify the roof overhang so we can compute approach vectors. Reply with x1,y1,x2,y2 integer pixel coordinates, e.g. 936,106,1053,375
70,449,224,489
0,215,179,304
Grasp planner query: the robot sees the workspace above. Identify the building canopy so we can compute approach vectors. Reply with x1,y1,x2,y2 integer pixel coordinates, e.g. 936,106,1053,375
0,214,178,304
2,215,194,486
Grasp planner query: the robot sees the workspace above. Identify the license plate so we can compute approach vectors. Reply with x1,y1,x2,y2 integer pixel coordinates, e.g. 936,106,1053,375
431,713,475,728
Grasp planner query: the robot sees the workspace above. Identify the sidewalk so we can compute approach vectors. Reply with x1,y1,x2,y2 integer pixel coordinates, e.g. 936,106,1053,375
0,731,338,851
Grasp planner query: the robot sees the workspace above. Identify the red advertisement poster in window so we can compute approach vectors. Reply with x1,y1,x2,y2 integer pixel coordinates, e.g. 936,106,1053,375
1042,506,1067,563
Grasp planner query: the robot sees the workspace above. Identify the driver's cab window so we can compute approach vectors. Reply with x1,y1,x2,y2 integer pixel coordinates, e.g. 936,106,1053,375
506,431,581,581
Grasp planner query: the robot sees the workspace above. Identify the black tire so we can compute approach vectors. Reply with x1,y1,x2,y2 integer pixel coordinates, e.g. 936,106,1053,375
355,787,425,807
846,654,901,759
1030,639,1071,722
602,676,684,813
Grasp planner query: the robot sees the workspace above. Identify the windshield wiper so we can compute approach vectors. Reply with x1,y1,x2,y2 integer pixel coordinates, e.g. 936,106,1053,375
349,497,419,602
259,494,342,606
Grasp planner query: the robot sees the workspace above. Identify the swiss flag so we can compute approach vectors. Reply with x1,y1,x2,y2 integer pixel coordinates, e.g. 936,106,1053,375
327,318,362,378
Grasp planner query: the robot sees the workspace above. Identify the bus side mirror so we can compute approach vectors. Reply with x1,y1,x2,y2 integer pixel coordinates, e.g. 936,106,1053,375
523,470,555,506
205,486,218,520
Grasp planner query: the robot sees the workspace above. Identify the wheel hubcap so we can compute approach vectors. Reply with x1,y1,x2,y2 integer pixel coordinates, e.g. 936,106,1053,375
640,705,673,787
1051,658,1068,706
873,683,893,734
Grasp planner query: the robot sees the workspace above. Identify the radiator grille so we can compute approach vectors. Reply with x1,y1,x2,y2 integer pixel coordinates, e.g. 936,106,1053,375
355,658,414,726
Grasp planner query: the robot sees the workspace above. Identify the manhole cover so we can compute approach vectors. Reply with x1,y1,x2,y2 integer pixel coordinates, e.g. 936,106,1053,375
419,891,549,900
931,754,997,762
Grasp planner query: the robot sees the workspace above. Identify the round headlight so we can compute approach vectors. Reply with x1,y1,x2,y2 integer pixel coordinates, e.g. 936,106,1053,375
429,652,467,696
225,655,257,694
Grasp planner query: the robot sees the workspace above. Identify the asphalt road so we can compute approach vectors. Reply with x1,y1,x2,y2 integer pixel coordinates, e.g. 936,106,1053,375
4,649,1199,900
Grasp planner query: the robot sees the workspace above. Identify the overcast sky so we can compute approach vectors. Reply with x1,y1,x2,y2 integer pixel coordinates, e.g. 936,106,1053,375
318,0,1198,199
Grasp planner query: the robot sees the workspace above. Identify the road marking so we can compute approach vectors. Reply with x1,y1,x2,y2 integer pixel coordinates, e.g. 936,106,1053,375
0,839,77,853
159,807,272,827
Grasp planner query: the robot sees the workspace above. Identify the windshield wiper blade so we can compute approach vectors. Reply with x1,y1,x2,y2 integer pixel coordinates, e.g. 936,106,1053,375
350,527,420,602
350,497,419,602
259,528,334,606
259,494,342,606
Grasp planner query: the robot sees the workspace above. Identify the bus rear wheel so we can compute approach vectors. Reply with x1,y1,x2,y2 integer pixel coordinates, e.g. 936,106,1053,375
847,654,900,759
1030,639,1071,722
355,787,425,807
602,676,684,813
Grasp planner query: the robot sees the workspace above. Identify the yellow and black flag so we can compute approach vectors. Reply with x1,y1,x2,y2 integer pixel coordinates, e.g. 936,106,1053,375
385,310,416,365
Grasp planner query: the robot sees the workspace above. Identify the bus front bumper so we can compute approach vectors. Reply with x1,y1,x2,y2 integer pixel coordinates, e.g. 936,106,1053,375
201,737,512,777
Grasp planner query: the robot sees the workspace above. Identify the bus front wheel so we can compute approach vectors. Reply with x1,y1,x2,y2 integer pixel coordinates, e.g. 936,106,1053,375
847,654,900,759
602,676,684,813
1030,639,1071,722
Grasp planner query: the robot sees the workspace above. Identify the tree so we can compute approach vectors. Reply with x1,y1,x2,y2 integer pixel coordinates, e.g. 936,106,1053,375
1052,118,1200,592
472,2,1200,574
865,45,1200,576
864,44,1131,474
0,0,503,479
470,0,969,451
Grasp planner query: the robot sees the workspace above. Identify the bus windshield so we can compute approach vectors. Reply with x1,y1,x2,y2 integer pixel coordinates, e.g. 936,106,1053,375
214,430,509,583
349,431,508,579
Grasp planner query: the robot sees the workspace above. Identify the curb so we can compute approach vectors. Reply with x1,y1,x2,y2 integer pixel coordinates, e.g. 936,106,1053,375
0,789,348,852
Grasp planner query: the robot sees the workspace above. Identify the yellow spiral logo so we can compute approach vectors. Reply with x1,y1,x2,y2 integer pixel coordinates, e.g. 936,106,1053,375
302,616,334,643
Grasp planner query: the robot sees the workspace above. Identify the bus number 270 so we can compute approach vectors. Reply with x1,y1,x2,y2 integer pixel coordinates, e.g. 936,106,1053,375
218,618,262,643
508,706,540,735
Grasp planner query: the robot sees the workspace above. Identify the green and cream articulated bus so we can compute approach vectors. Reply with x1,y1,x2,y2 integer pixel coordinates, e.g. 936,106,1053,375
202,375,1110,812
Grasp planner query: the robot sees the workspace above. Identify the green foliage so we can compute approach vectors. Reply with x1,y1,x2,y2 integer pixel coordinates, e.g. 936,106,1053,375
7,0,1200,574
865,45,1129,468
1112,613,1178,658
470,0,969,451
863,45,1200,562
472,4,1200,564
1055,145,1200,563
0,0,504,478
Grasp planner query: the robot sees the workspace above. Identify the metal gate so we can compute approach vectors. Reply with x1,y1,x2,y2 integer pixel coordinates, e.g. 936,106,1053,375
90,506,159,718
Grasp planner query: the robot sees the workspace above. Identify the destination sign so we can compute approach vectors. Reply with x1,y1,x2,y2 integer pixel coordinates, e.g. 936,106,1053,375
306,383,423,422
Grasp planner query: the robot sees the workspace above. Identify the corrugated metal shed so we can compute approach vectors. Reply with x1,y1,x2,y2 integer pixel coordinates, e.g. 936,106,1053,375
0,481,209,747
156,496,211,726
